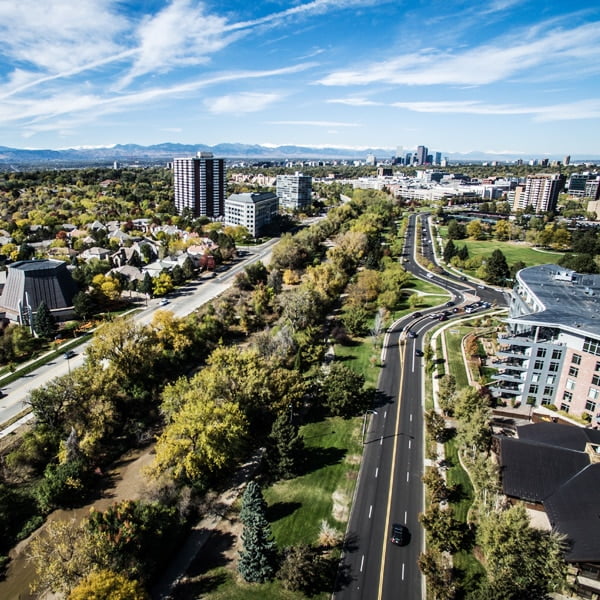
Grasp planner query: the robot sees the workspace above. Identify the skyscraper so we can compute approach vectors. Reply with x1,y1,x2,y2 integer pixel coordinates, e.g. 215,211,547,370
416,145,428,165
173,152,225,217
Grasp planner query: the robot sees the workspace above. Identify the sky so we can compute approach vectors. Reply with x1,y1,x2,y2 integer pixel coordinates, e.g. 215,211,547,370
1,0,599,156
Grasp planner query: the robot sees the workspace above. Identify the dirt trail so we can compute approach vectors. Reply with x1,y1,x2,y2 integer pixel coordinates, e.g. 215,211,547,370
0,445,155,600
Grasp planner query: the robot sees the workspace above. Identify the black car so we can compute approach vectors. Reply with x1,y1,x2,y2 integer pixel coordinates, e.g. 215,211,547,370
408,330,418,338
390,523,408,546
413,312,422,318
415,349,424,357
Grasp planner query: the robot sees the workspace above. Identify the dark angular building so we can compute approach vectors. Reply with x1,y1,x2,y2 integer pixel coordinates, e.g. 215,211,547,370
0,259,78,324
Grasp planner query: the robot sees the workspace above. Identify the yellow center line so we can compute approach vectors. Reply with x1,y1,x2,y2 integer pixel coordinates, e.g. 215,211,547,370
377,336,407,599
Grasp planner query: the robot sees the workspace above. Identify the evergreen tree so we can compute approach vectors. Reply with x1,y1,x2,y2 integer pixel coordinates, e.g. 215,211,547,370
447,219,466,240
266,412,305,480
238,481,277,583
73,291,95,320
140,272,153,298
457,245,469,261
34,301,56,339
443,239,457,263
485,249,510,285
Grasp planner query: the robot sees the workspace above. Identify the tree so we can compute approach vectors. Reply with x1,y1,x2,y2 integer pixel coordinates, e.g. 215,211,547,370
493,219,510,241
443,239,457,263
73,291,95,320
457,245,469,261
485,249,510,286
238,481,278,583
149,398,247,484
477,504,567,599
34,301,56,339
438,374,456,415
68,570,148,600
422,467,449,503
278,545,322,594
425,410,447,443
341,304,370,336
466,219,484,240
28,519,103,596
447,219,466,240
419,504,466,553
265,412,305,480
322,362,369,418
152,271,174,296
140,271,153,298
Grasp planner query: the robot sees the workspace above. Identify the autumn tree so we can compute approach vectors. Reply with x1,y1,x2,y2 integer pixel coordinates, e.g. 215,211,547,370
68,570,148,600
149,398,247,485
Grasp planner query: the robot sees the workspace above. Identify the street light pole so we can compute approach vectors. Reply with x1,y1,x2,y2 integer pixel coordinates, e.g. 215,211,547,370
362,409,378,444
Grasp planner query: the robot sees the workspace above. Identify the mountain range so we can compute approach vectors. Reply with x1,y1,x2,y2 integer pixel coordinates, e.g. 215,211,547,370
0,143,598,169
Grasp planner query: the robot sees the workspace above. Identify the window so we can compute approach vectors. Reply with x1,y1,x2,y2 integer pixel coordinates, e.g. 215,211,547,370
549,362,559,372
566,379,576,391
547,375,556,385
596,361,600,372
589,388,600,401
563,391,573,401
552,349,562,360
534,360,544,370
584,338,600,356
541,398,552,406
537,348,547,357
586,400,597,412
543,386,554,396
528,384,539,395
572,354,582,365
560,404,570,413
593,374,600,387
531,373,540,383
569,366,579,377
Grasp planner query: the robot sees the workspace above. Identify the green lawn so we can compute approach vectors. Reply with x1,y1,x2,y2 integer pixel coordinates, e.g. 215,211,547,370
265,417,362,547
443,327,470,389
456,239,562,266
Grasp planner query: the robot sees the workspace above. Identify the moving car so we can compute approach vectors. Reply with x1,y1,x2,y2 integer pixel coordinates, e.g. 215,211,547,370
415,349,424,357
64,350,75,359
159,298,170,306
390,523,408,546
408,330,418,338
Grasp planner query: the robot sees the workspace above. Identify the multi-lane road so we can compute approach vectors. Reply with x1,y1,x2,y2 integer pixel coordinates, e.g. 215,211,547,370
334,213,507,599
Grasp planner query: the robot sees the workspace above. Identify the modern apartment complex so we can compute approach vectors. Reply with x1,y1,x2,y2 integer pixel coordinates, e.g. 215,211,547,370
492,264,600,423
224,192,279,237
510,174,565,213
276,173,312,211
173,152,225,217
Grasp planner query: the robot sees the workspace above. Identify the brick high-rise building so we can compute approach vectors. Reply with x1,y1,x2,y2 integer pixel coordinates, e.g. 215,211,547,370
173,152,225,217
511,174,565,213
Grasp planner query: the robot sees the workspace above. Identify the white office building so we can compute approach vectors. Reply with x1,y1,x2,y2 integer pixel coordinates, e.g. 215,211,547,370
224,192,279,237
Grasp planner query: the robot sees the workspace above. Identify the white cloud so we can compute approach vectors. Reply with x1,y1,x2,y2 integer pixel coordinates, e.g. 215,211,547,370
318,21,600,86
0,0,127,73
390,99,600,121
327,98,380,106
267,120,359,127
207,92,282,114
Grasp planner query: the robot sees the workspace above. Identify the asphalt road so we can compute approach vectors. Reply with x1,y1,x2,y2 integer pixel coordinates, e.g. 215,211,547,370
0,238,278,434
334,213,508,599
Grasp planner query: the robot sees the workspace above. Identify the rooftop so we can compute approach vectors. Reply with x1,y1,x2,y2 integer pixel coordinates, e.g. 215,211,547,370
509,264,600,338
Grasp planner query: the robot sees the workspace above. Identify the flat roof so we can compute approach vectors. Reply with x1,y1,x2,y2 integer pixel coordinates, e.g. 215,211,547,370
510,264,600,338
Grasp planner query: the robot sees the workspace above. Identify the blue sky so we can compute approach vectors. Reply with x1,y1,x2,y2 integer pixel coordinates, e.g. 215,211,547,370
1,0,599,156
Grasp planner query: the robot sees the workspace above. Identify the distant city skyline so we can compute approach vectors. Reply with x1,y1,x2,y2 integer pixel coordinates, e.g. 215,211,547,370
0,1,599,154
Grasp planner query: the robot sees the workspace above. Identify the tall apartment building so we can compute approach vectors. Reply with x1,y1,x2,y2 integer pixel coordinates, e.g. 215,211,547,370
224,192,278,237
416,145,428,165
568,174,589,197
511,174,565,213
276,172,312,211
492,264,600,423
173,152,225,217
